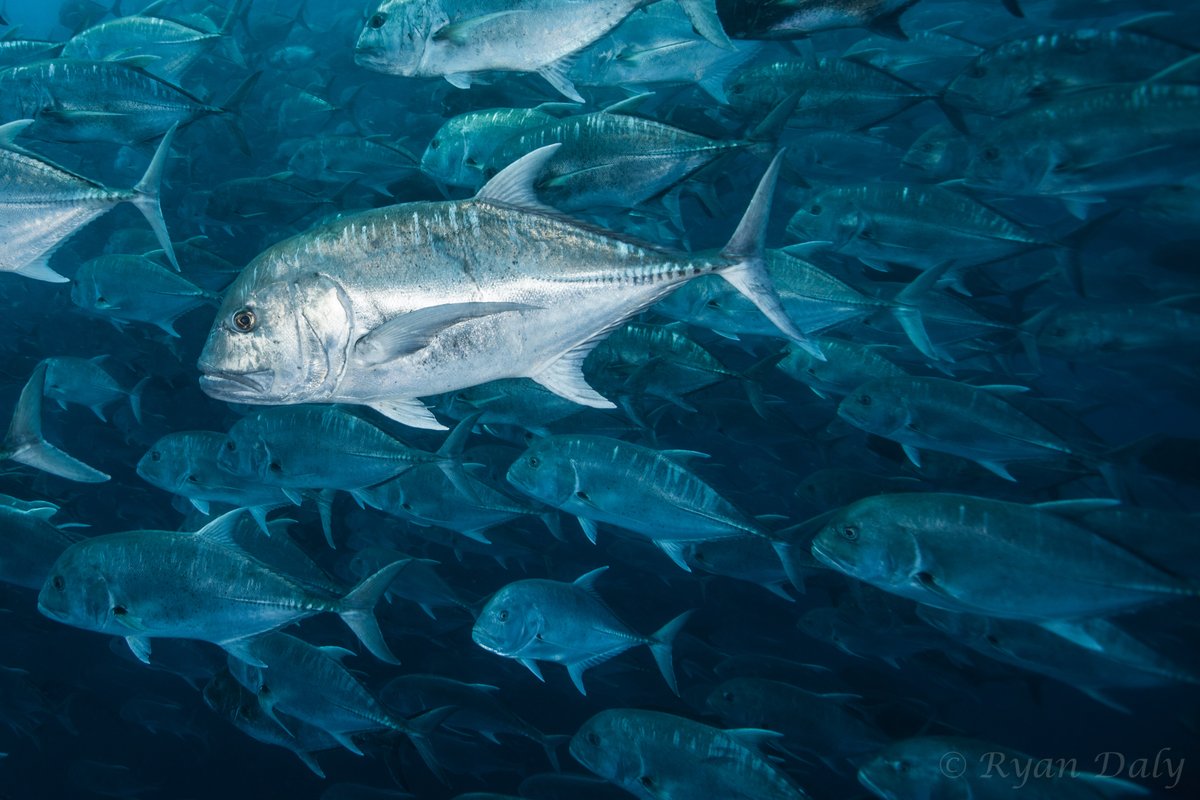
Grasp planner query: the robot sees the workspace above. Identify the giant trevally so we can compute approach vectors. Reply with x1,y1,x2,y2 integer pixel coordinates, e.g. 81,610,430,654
0,120,177,281
37,511,407,665
570,708,810,800
197,146,810,430
808,493,1199,626
472,567,691,694
353,0,731,101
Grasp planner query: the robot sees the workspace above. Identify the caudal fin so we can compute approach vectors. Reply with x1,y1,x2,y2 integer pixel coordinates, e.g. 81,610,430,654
719,151,824,361
131,124,179,271
338,559,408,663
647,609,693,696
675,0,732,49
3,363,109,483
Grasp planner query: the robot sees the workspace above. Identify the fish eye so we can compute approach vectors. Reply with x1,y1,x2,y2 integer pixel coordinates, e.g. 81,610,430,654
186,475,199,483
586,731,600,746
150,451,161,462
52,575,65,591
722,691,734,702
368,12,387,29
841,525,859,541
982,146,1000,161
428,138,440,150
527,456,540,468
895,759,911,774
640,776,655,788
968,64,987,78
112,605,128,616
268,462,282,473
232,308,257,332
400,502,413,512
809,203,822,215
985,634,1000,646
858,394,872,406
96,295,108,305
225,441,236,451
497,609,509,622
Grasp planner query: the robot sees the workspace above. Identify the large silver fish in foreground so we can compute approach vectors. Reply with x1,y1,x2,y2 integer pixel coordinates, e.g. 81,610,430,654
197,145,811,430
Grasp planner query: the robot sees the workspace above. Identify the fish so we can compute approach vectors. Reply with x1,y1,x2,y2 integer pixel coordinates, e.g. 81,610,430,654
808,493,1199,626
505,434,765,568
0,119,177,281
135,430,293,519
836,377,1079,480
226,631,448,770
197,146,812,431
570,708,810,799
41,356,147,423
353,0,731,101
858,736,1148,800
472,566,692,695
37,510,407,665
70,254,218,335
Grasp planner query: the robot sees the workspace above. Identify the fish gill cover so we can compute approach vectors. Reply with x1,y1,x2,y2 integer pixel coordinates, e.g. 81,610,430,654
0,0,1198,798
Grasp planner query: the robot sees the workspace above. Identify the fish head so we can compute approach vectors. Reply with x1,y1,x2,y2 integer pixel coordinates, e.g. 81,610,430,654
964,136,1063,195
836,381,909,435
216,413,275,480
69,264,119,314
136,435,190,492
471,584,542,656
354,0,444,77
198,267,353,406
810,496,913,586
505,441,577,506
1034,311,1101,358
569,710,636,786
38,543,122,634
421,116,486,189
943,57,1014,116
786,191,862,248
286,142,326,180
704,678,753,722
858,739,958,800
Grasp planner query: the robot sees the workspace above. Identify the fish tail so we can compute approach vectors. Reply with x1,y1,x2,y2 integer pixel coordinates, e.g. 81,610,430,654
540,733,571,771
647,609,693,696
2,363,109,483
391,706,456,785
337,558,407,663
673,0,733,49
130,124,180,271
718,151,824,360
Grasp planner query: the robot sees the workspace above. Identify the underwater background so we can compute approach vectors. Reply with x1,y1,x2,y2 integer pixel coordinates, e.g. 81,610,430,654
1,1,1199,798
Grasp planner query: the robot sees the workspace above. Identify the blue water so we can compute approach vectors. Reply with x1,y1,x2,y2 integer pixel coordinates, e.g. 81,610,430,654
1,1,1198,799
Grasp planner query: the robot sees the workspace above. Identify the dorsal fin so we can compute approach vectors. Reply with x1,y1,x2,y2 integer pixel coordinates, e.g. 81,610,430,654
573,565,609,596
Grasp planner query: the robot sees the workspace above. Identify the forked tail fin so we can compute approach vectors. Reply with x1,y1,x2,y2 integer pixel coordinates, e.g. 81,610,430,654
718,151,824,361
2,363,109,483
130,123,179,271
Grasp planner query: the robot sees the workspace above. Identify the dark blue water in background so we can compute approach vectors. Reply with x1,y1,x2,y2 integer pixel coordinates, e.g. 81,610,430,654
1,1,1199,799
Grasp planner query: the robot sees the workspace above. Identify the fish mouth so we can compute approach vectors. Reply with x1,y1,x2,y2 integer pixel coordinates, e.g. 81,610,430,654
198,369,274,398
470,626,502,654
810,538,848,572
857,768,893,800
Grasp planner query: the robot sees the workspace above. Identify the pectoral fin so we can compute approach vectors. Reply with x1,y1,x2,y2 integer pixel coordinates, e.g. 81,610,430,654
354,302,538,366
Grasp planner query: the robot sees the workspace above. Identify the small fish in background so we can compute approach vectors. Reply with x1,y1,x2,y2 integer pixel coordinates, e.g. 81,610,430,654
353,0,731,100
569,708,810,799
472,567,692,695
0,0,1196,795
